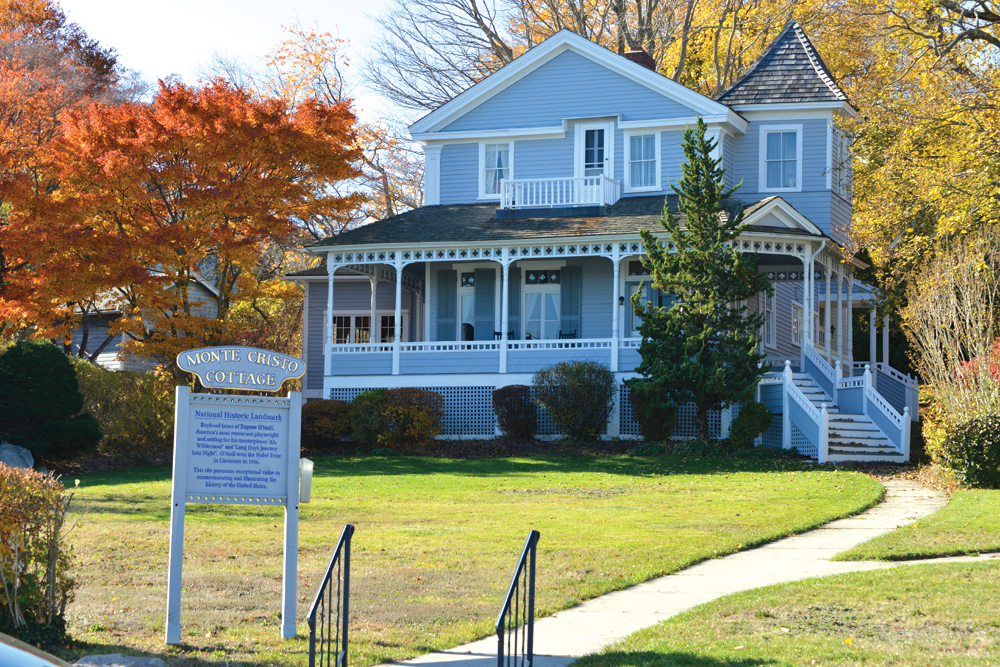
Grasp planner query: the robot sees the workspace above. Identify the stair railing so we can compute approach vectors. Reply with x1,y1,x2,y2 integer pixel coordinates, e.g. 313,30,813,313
802,343,838,406
308,524,354,667
783,360,830,462
497,530,540,667
862,366,910,459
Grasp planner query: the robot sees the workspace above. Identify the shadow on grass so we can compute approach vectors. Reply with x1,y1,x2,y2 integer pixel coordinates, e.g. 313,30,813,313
62,638,307,667
578,651,776,667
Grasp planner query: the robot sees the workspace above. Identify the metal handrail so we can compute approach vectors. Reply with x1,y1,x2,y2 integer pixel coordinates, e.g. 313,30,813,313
496,530,540,667
308,524,354,667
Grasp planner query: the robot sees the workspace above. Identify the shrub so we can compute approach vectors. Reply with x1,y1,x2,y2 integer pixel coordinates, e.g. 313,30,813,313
628,388,677,441
668,440,733,458
728,402,773,448
0,340,101,459
630,442,664,456
70,358,174,458
349,388,444,448
939,415,1000,488
533,361,616,440
302,399,351,449
492,385,537,440
0,464,76,646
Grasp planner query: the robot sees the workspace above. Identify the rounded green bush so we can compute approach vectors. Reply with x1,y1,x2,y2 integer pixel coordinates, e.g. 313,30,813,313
628,388,677,441
728,401,773,448
492,385,537,440
532,360,616,440
348,388,444,448
0,340,101,459
940,415,1000,488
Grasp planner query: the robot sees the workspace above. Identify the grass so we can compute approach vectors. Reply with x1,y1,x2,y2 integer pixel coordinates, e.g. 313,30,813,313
836,489,1000,561
575,561,1000,667
54,454,881,667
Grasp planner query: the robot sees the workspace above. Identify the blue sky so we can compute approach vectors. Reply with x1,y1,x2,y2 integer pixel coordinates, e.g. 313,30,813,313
60,0,387,117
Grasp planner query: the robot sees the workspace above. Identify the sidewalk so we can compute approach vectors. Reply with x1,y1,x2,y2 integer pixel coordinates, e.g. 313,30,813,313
395,479,955,667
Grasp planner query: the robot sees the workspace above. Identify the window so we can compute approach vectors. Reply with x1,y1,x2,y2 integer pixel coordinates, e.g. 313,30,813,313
523,269,562,340
479,142,511,199
584,130,605,176
761,291,775,349
625,262,674,337
459,272,476,340
334,315,370,344
575,122,613,179
625,132,660,192
380,315,396,343
759,125,802,192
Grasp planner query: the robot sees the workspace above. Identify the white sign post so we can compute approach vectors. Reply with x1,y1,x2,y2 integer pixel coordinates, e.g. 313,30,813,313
166,347,305,644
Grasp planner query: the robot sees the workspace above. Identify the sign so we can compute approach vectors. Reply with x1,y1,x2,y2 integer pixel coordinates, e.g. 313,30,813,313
176,346,304,392
166,347,304,645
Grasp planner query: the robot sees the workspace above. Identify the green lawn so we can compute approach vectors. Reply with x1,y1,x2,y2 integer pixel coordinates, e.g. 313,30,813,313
55,455,881,667
576,561,1000,667
836,489,1000,561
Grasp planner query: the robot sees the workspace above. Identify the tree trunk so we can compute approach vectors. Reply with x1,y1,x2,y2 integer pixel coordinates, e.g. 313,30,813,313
695,403,710,441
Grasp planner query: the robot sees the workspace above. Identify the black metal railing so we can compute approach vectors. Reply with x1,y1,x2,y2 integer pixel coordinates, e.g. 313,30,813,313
308,524,354,667
496,530,540,667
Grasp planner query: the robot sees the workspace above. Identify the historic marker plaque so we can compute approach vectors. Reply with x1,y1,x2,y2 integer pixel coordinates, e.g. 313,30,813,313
166,347,303,645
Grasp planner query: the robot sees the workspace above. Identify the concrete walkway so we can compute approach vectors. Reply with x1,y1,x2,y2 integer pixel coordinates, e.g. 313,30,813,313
395,479,962,667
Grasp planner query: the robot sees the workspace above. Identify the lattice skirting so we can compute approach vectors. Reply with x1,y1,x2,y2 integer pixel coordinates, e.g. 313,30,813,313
760,417,784,449
790,422,818,458
331,382,731,440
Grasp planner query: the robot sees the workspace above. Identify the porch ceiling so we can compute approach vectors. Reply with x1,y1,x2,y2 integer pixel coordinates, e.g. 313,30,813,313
305,195,821,253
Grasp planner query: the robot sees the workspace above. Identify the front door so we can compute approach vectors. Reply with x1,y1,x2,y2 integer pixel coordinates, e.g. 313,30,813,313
576,122,613,203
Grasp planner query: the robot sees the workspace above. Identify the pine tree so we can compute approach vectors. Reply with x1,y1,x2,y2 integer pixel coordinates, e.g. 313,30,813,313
627,118,772,441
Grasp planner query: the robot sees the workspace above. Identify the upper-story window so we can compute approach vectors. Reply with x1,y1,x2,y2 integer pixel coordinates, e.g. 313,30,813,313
479,142,512,199
574,122,613,180
624,131,661,193
759,124,802,193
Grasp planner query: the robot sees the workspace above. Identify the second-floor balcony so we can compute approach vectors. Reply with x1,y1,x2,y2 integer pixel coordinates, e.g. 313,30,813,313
500,175,621,211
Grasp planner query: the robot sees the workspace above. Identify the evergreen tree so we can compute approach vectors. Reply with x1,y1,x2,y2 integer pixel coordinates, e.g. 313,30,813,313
627,119,772,441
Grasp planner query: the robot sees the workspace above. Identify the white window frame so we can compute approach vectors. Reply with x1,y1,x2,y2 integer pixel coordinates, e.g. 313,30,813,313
478,141,513,200
574,121,615,179
758,124,803,193
521,261,565,340
452,262,500,340
332,311,410,345
623,130,661,193
761,290,776,349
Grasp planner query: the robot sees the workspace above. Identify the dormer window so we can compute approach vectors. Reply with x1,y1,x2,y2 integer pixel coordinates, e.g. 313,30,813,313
759,125,802,193
479,142,512,199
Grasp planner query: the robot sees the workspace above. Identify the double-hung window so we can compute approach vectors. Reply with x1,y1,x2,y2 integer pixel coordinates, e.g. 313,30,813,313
761,290,775,349
625,260,674,336
625,132,660,192
480,142,511,199
759,125,802,192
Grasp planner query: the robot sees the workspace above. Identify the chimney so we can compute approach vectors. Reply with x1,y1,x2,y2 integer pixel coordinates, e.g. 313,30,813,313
624,47,656,71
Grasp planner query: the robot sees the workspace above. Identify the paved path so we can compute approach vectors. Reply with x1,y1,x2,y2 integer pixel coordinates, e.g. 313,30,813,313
394,479,964,667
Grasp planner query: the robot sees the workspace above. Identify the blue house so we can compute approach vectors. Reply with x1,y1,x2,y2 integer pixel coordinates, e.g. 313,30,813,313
288,22,918,462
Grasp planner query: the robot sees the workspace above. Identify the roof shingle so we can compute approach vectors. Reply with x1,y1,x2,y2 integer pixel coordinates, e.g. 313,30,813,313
716,21,850,107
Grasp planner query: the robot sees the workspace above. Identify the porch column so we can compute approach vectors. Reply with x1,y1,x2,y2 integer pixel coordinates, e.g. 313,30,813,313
882,314,890,369
801,247,813,364
824,263,832,364
835,270,844,372
369,275,379,343
326,259,336,377
847,272,854,367
392,260,403,375
500,251,510,374
869,306,877,364
611,246,621,373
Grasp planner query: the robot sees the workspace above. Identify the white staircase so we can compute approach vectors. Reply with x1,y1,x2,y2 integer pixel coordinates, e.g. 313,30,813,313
788,373,905,462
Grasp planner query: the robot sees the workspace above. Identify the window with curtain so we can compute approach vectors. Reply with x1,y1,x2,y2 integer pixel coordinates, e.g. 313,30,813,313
523,270,561,340
483,143,510,195
629,134,656,189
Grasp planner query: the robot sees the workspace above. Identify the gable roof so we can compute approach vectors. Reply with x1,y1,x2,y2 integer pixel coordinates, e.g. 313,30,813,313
409,30,738,136
716,21,852,108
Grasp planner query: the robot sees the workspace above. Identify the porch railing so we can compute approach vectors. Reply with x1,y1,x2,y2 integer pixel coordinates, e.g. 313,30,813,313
508,338,612,350
862,365,910,458
802,344,837,406
308,524,354,667
500,176,621,210
852,361,919,421
497,530,539,667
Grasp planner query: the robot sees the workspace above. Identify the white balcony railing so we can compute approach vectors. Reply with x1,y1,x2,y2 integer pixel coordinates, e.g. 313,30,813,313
500,175,621,210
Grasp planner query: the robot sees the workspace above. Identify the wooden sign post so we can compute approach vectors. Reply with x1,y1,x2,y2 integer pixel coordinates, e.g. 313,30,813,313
166,347,305,644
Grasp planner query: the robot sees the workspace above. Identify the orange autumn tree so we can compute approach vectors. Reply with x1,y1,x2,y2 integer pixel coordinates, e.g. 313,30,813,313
0,0,121,329
3,79,361,376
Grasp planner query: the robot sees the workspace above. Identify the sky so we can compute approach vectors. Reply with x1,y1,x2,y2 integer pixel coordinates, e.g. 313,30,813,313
59,0,388,118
